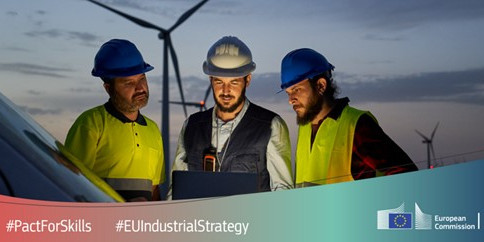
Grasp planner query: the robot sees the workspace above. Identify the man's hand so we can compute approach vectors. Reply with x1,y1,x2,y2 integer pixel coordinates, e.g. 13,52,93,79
152,185,160,201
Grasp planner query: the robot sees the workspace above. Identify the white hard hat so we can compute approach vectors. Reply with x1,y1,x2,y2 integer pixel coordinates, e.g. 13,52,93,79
203,36,256,77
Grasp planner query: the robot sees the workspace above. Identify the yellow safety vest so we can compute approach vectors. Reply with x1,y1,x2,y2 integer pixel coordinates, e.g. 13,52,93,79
295,105,371,187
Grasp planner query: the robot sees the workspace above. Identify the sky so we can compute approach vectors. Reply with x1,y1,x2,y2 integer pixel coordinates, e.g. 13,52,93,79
1,0,484,170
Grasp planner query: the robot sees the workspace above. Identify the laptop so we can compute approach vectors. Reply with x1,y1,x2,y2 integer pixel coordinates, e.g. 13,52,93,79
171,170,259,200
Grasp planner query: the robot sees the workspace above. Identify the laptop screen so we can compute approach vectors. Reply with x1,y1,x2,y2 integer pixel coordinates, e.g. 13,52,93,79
172,171,259,200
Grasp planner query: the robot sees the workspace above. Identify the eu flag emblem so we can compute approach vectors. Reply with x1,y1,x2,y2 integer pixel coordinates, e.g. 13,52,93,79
389,213,412,229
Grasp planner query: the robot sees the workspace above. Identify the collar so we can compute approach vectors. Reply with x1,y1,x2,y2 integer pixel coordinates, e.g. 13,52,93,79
104,100,147,126
315,97,350,125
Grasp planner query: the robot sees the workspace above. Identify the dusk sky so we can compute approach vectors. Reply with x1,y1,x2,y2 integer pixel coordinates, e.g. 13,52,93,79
1,0,484,170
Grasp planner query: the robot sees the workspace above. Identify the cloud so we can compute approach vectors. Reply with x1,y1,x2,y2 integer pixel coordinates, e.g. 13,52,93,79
363,34,404,42
67,31,99,42
25,29,62,38
93,0,239,20
67,87,96,93
0,62,74,78
87,0,484,31
93,0,192,19
1,46,30,52
328,0,484,30
18,105,62,115
27,90,42,96
26,9,46,27
24,29,102,47
176,68,484,106
35,10,46,15
6,11,18,16
339,68,484,105
123,67,484,107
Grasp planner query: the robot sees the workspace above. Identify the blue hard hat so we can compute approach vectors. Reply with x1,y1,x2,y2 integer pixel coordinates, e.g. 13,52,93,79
280,48,334,90
91,39,154,78
203,36,256,77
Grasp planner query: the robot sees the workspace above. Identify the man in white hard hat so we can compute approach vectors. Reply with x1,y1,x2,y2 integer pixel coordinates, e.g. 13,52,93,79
171,36,293,193
280,48,418,187
65,39,164,201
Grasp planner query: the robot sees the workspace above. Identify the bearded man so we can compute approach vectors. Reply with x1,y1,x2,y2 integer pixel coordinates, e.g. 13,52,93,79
280,48,418,187
171,36,293,192
65,39,164,201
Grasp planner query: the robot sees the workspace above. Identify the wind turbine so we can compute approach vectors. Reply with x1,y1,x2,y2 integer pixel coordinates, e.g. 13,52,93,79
169,100,206,112
415,122,439,169
87,0,209,198
169,84,211,114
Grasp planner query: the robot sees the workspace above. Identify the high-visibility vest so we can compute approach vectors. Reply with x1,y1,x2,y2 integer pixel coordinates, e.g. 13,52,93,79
295,105,371,187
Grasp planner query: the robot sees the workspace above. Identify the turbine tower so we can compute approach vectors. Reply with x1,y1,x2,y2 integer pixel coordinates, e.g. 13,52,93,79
87,0,209,198
415,122,439,169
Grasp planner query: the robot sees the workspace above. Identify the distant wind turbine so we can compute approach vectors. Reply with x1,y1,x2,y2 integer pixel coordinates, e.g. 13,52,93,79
87,0,209,198
415,122,439,169
169,84,211,114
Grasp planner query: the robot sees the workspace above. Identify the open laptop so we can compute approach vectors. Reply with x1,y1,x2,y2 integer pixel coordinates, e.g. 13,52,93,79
171,170,259,200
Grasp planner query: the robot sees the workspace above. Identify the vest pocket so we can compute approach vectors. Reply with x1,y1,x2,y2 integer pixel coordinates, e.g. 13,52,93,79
187,152,204,171
228,153,259,173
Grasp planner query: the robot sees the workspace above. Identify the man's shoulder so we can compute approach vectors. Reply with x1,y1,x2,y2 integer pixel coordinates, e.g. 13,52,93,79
75,105,106,123
187,108,213,124
246,102,279,122
67,105,106,135
344,105,374,120
142,115,160,129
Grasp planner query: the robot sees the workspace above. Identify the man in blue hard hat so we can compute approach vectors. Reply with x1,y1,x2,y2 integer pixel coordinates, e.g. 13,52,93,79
280,48,418,188
170,36,293,194
65,39,164,201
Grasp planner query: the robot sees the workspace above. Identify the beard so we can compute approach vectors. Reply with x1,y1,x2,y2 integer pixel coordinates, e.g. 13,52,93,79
111,90,149,114
213,86,246,113
296,91,324,125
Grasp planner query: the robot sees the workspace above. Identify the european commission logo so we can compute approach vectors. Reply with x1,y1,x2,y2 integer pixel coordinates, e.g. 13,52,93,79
377,203,432,230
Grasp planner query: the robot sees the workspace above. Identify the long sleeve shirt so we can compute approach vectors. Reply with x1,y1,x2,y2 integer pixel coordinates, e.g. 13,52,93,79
172,100,294,191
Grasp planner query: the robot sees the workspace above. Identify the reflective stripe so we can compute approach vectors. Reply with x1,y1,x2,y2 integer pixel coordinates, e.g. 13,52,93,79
104,178,152,191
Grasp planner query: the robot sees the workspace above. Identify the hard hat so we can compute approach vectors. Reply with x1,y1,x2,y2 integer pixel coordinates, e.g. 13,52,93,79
91,39,154,78
280,48,334,90
203,36,256,77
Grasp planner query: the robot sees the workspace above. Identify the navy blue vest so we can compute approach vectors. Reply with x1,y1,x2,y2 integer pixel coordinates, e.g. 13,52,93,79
184,103,276,192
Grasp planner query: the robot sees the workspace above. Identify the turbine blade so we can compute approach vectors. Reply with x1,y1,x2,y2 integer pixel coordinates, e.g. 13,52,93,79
87,0,166,33
168,39,187,117
168,0,209,32
169,101,185,105
415,130,430,141
170,101,199,106
430,122,440,140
